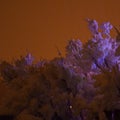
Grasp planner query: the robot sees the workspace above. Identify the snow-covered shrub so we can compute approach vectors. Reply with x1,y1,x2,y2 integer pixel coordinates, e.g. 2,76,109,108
0,19,120,120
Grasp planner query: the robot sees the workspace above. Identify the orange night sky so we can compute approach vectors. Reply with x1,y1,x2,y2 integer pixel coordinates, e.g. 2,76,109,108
0,0,120,61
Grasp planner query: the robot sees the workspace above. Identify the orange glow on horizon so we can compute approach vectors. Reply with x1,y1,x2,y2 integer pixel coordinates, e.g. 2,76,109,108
0,0,120,61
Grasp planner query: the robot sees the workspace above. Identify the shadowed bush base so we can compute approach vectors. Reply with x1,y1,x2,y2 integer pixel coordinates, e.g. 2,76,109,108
0,115,14,120
104,110,120,120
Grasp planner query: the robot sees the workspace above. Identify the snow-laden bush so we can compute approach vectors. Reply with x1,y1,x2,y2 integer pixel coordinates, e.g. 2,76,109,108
0,19,120,120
